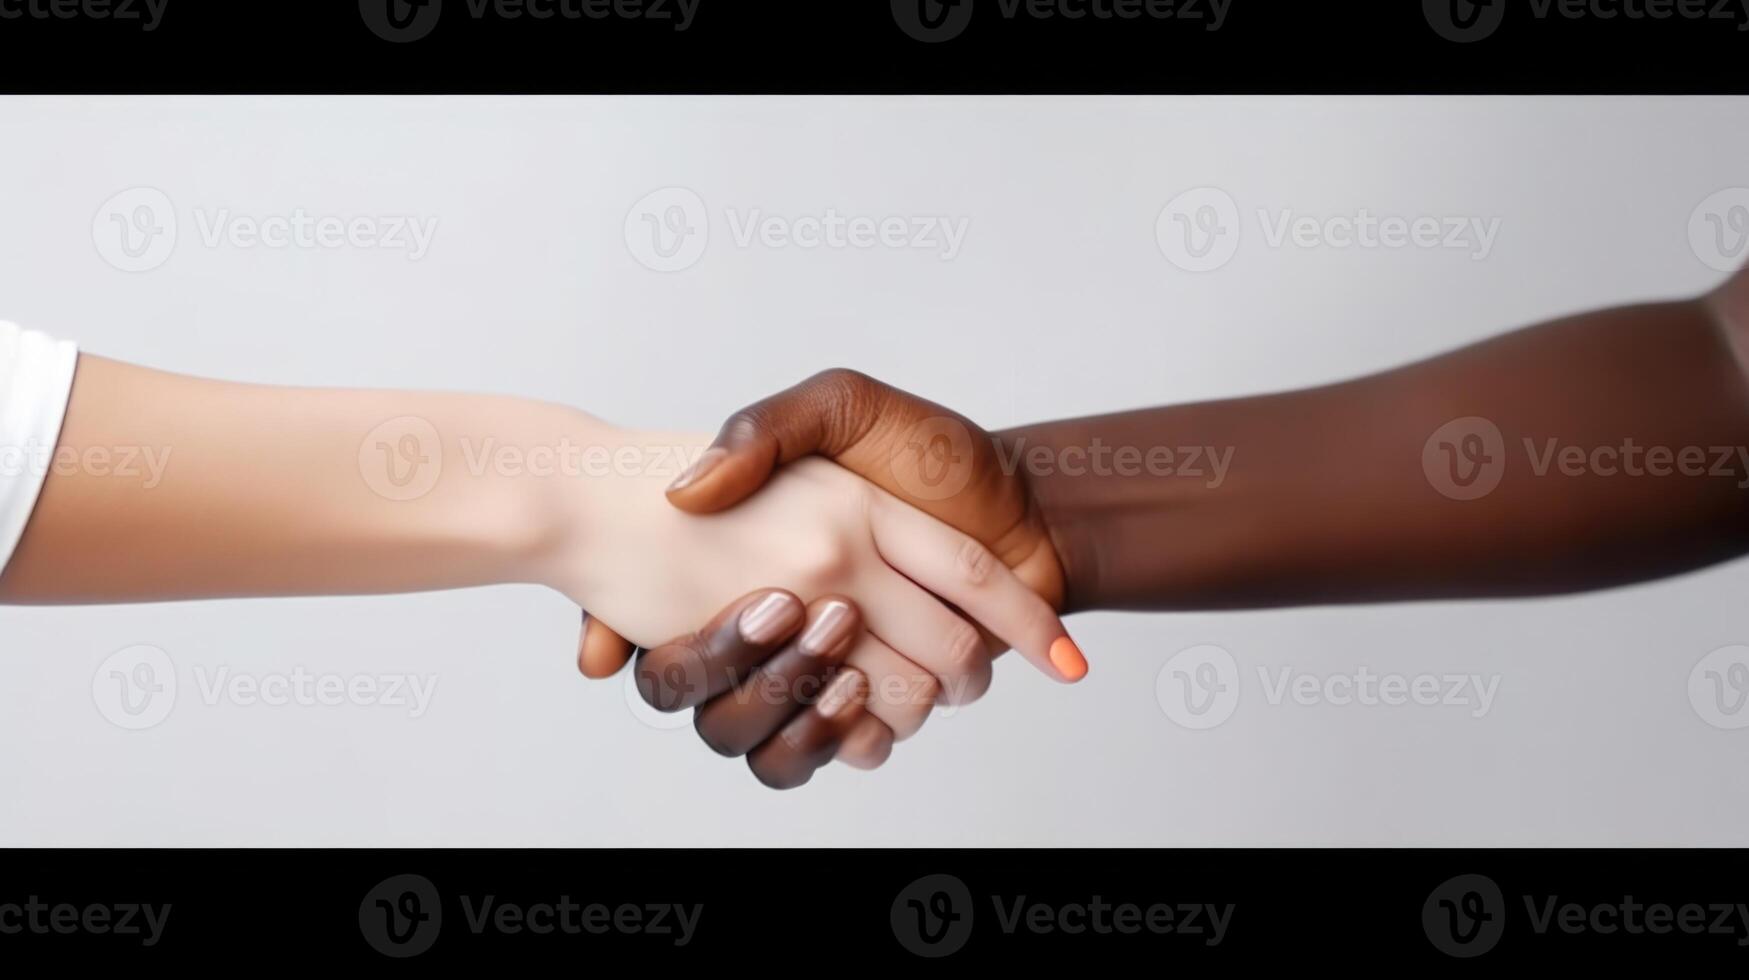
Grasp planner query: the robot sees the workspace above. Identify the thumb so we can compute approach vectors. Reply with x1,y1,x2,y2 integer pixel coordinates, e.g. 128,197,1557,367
577,610,636,679
665,369,888,514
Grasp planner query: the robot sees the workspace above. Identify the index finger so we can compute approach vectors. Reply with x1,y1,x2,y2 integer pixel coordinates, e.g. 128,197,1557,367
867,491,1088,683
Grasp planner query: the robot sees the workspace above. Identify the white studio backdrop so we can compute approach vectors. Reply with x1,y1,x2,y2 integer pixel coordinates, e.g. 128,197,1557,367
0,95,1744,845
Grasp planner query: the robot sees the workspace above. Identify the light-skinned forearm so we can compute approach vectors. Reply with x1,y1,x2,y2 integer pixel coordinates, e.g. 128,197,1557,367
0,354,595,603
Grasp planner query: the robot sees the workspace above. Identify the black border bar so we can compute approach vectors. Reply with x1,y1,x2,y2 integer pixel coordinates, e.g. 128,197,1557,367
0,0,1746,93
4,848,1747,964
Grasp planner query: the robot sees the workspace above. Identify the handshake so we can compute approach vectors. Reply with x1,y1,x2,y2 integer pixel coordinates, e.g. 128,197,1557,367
568,370,1089,790
556,271,1749,788
7,270,1745,792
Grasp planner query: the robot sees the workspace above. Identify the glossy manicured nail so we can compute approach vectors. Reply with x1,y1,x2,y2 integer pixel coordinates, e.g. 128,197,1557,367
1049,636,1088,681
738,592,803,645
799,600,854,657
816,668,867,719
668,447,727,492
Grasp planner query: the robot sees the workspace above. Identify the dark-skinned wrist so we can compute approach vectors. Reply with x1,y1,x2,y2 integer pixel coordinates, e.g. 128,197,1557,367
997,411,1266,614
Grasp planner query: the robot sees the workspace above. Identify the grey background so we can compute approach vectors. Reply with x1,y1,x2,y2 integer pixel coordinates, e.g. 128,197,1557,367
0,96,1744,845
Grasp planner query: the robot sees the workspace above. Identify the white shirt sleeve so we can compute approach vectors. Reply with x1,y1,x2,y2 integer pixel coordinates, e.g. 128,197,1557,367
0,322,79,577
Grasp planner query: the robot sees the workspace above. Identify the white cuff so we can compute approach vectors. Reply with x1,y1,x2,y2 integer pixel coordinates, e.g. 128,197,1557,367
0,321,79,577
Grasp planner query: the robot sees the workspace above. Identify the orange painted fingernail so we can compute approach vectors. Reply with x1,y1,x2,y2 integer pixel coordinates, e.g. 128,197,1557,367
1049,637,1088,681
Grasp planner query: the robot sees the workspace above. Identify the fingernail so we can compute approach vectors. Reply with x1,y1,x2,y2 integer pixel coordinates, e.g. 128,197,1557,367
668,447,727,492
799,600,854,657
1049,636,1088,681
816,668,866,719
738,592,802,645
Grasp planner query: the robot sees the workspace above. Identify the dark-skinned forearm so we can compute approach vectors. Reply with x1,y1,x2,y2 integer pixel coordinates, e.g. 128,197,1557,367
1008,288,1749,613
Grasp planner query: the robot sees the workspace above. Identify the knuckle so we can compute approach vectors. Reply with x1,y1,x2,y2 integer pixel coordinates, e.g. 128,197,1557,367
954,536,997,588
881,680,939,742
634,658,685,714
1021,594,1059,640
719,409,764,442
887,707,931,742
840,719,895,769
640,636,712,712
938,660,992,707
808,367,873,396
805,368,885,447
799,534,859,585
749,756,810,791
943,620,988,678
844,475,877,523
693,711,746,759
776,723,814,757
